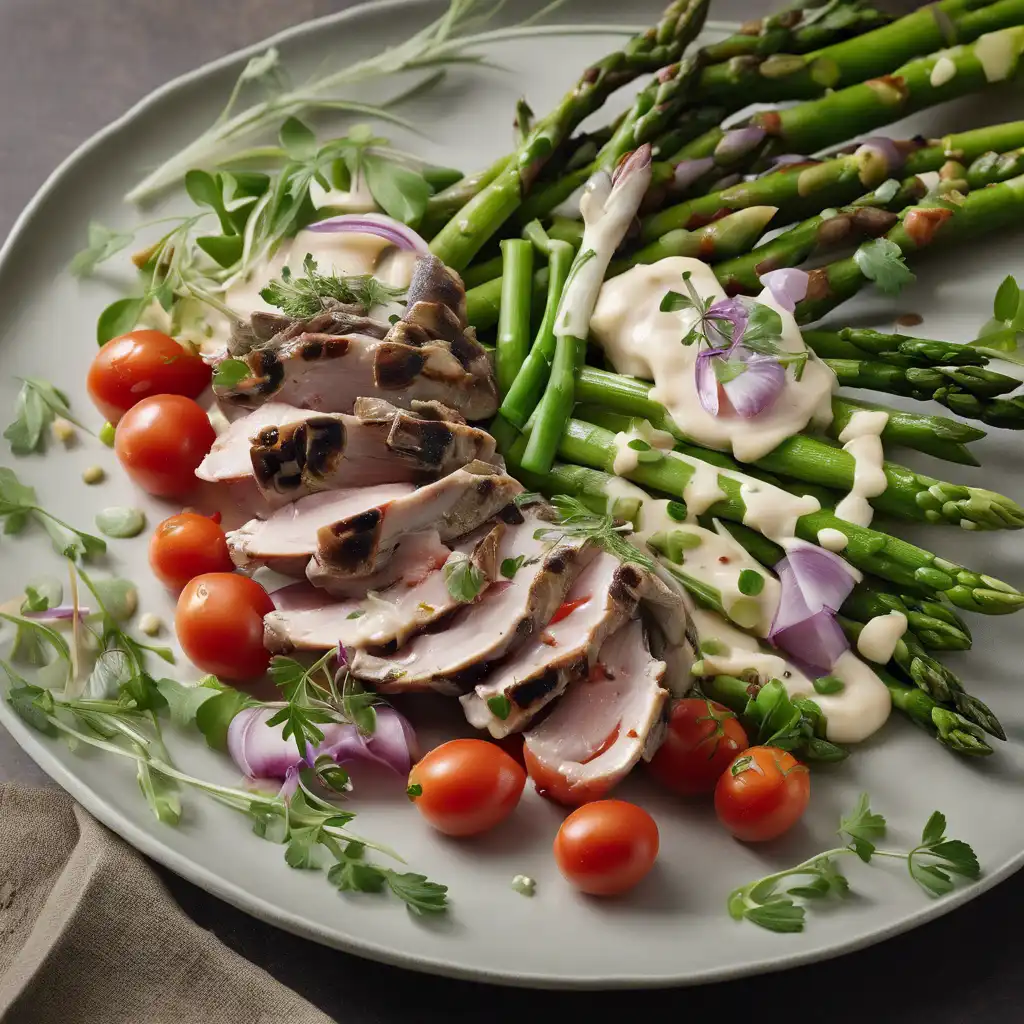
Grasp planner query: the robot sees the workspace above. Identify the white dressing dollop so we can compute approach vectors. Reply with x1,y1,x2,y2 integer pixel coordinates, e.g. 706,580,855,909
835,409,889,527
589,257,836,462
856,611,908,664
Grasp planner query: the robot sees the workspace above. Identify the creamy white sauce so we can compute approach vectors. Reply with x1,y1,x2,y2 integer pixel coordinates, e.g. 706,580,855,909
930,54,958,87
611,421,676,475
856,611,908,664
835,409,888,527
589,258,836,462
309,173,377,213
975,30,1018,83
558,166,650,341
550,183,585,221
817,527,849,552
693,608,891,743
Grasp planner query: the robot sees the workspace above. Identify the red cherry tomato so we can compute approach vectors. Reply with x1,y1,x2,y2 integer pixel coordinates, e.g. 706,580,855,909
175,573,273,681
715,746,811,843
149,513,234,591
115,394,215,497
408,739,526,837
87,329,211,423
554,800,659,896
648,698,749,796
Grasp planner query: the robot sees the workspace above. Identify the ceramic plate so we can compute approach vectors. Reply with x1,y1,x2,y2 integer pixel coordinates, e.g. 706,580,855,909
2,0,1024,989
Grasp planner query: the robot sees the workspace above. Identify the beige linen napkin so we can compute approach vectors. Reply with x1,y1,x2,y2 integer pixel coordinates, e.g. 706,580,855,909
0,783,333,1024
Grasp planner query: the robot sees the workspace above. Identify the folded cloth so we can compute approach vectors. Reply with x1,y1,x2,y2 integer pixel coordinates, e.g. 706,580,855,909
0,783,332,1024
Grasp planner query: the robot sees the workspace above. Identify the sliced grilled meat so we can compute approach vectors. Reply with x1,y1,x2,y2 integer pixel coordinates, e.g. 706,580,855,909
307,461,520,584
252,399,496,505
461,553,682,738
351,500,597,694
522,620,669,805
227,301,389,357
264,523,504,654
226,482,414,576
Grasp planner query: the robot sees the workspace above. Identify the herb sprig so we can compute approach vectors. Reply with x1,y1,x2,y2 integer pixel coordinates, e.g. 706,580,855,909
535,494,655,571
5,378,89,454
853,237,916,295
729,793,980,933
968,274,1024,364
260,252,404,319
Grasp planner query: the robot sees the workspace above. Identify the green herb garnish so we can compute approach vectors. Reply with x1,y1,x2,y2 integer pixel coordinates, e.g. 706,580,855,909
5,378,88,455
260,253,404,319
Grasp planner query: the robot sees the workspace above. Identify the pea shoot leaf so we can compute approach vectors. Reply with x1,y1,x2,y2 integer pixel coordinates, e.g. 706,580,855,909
5,682,58,737
854,238,916,295
5,377,84,454
362,153,431,226
70,222,135,277
195,685,256,750
97,297,147,346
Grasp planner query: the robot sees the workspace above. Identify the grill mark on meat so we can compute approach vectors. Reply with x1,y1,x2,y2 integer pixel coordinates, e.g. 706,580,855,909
374,344,425,388
319,508,385,573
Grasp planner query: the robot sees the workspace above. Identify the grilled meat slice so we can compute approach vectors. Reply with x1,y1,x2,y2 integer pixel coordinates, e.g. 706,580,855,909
213,330,498,421
461,553,682,738
264,523,504,654
307,461,520,584
226,482,414,576
351,500,597,694
227,301,389,357
522,620,669,805
252,400,496,505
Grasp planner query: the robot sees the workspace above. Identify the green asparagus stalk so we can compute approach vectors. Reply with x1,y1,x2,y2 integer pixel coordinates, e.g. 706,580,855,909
521,147,653,475
802,327,989,367
715,175,927,295
879,667,993,755
828,395,983,467
824,358,1021,400
495,240,534,397
696,0,1024,107
933,387,1024,429
795,172,1024,323
838,617,1003,737
428,0,709,270
542,418,1024,611
465,205,778,331
495,239,574,439
670,24,1024,180
966,146,1024,187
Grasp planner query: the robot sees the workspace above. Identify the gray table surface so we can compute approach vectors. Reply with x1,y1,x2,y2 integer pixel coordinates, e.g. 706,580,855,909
2,0,1021,1020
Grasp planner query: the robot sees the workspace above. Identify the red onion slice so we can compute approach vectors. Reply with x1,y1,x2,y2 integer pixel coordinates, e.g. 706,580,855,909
714,126,767,163
673,157,715,192
306,213,429,253
227,704,417,781
22,605,90,621
721,351,786,418
759,268,810,312
854,136,906,180
772,609,849,677
694,350,721,415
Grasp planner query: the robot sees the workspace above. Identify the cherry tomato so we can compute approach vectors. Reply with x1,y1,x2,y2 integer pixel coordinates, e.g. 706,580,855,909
149,513,234,591
87,329,211,423
648,698,749,796
115,394,215,497
715,746,810,842
554,800,659,896
408,739,526,837
175,573,274,681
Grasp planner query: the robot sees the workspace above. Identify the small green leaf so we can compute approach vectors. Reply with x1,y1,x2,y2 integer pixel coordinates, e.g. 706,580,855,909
910,861,954,897
443,551,485,603
743,302,784,348
137,761,181,825
384,870,448,915
500,555,524,580
285,825,323,870
194,686,255,750
95,506,147,539
993,275,1020,321
362,154,430,226
813,674,845,695
97,297,146,345
406,783,422,799
346,609,366,620
155,676,221,728
660,290,693,313
21,577,62,613
854,238,916,295
486,694,512,720
212,358,252,389
743,899,805,933
279,116,318,161
6,683,58,736
71,222,135,277
197,234,245,268
921,810,947,846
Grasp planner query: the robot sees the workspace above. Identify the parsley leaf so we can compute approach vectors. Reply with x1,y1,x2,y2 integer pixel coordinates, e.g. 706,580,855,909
5,378,87,454
260,253,404,319
443,551,485,603
838,791,887,862
486,694,512,720
212,358,252,389
854,238,916,295
266,651,341,759
500,555,524,579
384,871,449,915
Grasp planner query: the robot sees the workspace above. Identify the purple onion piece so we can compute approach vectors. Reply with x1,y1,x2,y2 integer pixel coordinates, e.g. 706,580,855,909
721,351,786,418
306,213,429,253
227,705,417,782
759,268,810,312
854,136,905,178
714,126,766,164
672,157,715,192
694,350,721,415
776,544,858,619
771,609,849,677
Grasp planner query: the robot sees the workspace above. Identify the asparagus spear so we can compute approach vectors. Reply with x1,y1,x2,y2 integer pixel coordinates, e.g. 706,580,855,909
824,359,1021,400
795,171,1024,323
966,146,1024,187
715,175,927,294
428,0,709,270
465,205,778,330
495,240,534,396
802,327,989,367
933,387,1024,428
670,24,1024,180
539,418,1024,611
697,674,849,762
639,122,1024,245
521,147,653,474
696,0,1024,107
575,367,985,466
880,668,993,755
